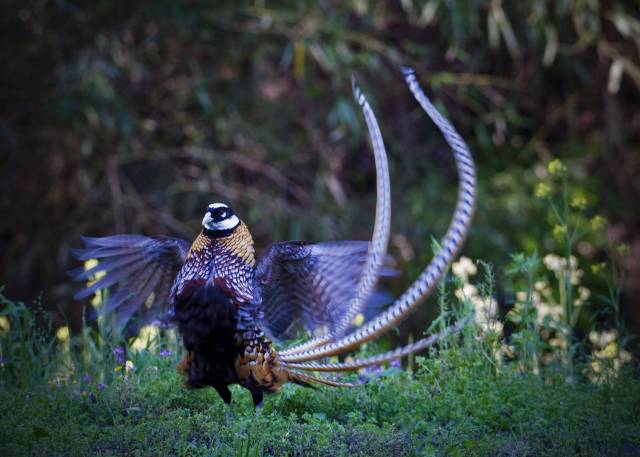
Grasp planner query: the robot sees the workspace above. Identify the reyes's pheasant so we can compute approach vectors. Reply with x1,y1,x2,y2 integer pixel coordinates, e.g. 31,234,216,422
70,68,476,408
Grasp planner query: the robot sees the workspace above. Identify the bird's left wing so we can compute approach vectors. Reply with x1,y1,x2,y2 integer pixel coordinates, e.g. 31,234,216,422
255,241,392,340
69,235,190,329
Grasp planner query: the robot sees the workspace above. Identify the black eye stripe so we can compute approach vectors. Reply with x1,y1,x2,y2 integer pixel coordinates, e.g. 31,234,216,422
208,206,234,222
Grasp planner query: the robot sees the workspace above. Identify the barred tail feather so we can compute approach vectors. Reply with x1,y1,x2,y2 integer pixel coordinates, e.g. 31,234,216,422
282,318,469,372
279,75,392,355
285,369,355,388
281,67,476,363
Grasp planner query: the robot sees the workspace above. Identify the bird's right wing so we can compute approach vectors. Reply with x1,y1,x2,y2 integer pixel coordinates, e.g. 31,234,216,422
69,235,190,329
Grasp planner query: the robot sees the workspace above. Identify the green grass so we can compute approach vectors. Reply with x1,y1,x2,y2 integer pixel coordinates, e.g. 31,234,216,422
2,279,639,457
2,347,639,456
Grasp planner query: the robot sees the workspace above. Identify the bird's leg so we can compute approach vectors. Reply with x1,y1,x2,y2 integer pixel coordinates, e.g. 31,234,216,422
214,385,233,428
249,391,264,439
225,404,232,428
251,391,264,415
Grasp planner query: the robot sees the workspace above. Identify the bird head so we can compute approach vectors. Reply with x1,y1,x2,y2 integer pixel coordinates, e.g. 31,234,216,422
201,203,241,237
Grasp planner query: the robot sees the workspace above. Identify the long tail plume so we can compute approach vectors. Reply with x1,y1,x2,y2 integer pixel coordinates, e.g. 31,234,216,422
283,317,469,372
281,67,476,363
285,369,355,387
280,76,392,356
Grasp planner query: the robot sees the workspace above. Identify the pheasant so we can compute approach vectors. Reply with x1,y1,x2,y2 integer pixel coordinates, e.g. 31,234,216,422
70,68,476,410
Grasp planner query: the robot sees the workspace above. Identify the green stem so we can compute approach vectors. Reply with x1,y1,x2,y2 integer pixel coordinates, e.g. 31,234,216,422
562,177,574,376
606,236,624,359
525,268,540,374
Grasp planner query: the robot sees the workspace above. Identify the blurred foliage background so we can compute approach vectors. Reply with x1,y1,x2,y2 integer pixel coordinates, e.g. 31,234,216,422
1,1,639,342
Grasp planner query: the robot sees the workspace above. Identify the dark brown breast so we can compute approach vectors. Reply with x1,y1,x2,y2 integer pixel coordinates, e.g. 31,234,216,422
170,223,263,388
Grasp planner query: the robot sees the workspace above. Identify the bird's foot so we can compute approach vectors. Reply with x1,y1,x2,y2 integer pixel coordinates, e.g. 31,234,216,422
255,401,264,416
225,405,232,428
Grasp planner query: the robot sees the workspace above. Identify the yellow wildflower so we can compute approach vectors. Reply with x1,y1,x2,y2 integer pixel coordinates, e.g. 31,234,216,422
131,325,160,352
616,244,630,256
578,286,590,301
56,326,70,342
84,258,106,308
452,256,477,281
589,329,617,349
352,313,365,327
84,258,98,271
83,259,106,285
535,182,551,198
590,215,607,231
454,283,479,301
543,253,563,273
590,262,607,275
547,159,567,177
570,194,588,210
552,224,566,239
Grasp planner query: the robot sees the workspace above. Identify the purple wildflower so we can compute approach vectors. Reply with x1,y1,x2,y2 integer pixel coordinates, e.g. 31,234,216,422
82,373,92,384
98,383,106,390
390,359,401,369
113,346,126,365
151,318,174,329
363,364,383,377
159,348,172,358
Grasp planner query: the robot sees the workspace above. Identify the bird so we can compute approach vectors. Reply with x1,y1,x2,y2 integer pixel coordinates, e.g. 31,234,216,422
69,67,476,412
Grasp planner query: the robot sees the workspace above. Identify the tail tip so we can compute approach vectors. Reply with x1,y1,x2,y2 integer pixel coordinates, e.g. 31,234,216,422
351,74,364,105
400,65,415,77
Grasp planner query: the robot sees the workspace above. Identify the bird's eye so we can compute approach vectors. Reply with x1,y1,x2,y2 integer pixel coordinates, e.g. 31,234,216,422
210,206,232,221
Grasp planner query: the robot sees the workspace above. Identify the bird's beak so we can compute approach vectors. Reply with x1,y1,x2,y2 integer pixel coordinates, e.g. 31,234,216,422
202,212,213,226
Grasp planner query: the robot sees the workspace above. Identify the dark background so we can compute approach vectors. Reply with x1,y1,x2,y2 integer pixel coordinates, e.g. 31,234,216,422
1,1,639,341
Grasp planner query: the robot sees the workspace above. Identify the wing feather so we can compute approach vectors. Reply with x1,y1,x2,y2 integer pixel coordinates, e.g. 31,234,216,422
69,235,189,331
255,241,393,340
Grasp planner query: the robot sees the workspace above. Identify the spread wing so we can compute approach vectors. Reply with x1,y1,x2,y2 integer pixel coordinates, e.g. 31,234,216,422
255,241,392,340
69,235,190,330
